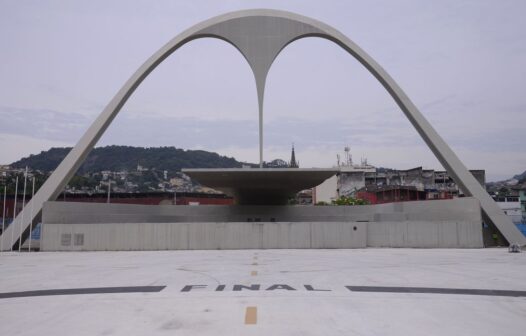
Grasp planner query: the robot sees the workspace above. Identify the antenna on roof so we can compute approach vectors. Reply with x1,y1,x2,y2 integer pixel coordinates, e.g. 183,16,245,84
344,146,352,166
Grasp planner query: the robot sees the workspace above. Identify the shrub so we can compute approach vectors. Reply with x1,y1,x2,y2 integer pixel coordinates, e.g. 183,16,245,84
331,196,369,206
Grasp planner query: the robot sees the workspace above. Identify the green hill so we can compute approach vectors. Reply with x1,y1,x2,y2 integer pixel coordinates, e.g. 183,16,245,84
513,170,526,183
10,146,249,173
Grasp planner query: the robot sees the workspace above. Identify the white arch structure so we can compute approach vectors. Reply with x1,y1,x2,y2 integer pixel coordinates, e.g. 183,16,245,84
3,9,524,250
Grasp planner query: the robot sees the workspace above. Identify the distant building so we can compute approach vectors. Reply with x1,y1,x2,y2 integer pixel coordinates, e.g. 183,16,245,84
313,147,485,204
296,189,312,205
312,175,337,204
0,192,233,221
313,146,374,204
0,165,10,175
521,190,526,218
136,163,148,172
493,192,522,224
356,185,428,204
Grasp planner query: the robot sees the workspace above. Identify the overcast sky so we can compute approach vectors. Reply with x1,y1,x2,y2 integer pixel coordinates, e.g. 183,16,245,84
1,0,525,181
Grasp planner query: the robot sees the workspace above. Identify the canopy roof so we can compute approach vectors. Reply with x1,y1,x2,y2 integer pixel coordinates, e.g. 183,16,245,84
182,168,338,205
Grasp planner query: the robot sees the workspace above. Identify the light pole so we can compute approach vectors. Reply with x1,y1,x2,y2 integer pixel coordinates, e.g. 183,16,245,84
28,176,35,252
107,180,112,204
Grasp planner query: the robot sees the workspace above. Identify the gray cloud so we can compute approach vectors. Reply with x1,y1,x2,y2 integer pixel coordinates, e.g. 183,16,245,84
0,105,89,142
3,103,523,156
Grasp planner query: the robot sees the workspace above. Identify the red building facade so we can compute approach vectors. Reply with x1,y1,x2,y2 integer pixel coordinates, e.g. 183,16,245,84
355,186,451,205
0,192,233,221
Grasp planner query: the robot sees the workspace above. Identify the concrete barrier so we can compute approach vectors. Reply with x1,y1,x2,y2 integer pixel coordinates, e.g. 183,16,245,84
366,221,482,248
41,197,483,250
42,222,368,251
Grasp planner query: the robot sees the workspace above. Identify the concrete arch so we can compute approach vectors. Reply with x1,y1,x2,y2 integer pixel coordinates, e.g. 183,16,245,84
3,9,524,250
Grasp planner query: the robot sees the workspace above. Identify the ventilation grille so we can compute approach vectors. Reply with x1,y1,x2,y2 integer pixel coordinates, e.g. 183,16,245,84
61,233,71,246
74,234,84,246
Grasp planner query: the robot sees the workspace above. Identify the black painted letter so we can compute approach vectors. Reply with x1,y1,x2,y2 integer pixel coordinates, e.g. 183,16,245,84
181,285,207,292
266,284,296,291
304,285,331,291
233,284,260,291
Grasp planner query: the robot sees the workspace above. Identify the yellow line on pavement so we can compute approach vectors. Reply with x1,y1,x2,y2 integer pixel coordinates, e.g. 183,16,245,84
245,306,257,325
251,270,257,276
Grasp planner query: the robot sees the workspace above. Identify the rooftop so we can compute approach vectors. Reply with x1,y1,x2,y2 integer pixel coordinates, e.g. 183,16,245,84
182,168,338,205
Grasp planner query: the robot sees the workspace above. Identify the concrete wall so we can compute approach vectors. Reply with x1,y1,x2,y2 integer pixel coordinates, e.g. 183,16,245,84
496,201,522,224
42,197,481,224
41,197,483,250
42,222,367,251
313,175,337,204
367,221,482,248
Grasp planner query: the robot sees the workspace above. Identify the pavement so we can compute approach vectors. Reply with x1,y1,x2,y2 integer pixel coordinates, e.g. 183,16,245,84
1,248,525,335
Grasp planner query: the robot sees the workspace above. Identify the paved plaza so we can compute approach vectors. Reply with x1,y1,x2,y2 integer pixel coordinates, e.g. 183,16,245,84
1,248,525,335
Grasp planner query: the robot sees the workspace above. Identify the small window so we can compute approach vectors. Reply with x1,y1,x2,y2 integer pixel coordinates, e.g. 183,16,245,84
61,233,71,246
270,218,276,222
74,234,84,246
247,218,253,222
254,218,261,222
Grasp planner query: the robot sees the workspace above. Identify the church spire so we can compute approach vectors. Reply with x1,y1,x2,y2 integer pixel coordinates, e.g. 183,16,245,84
289,143,299,168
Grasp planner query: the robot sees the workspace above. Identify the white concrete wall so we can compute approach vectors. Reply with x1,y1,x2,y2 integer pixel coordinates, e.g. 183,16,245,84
41,197,483,250
367,221,482,248
42,222,367,251
42,197,481,224
313,175,337,204
496,201,522,223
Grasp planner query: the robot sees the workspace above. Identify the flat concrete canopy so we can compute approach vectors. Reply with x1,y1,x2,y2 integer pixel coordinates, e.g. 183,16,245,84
182,168,337,205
